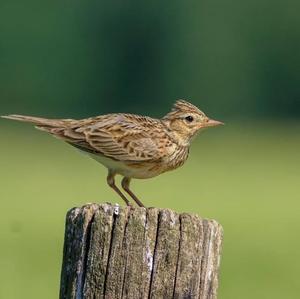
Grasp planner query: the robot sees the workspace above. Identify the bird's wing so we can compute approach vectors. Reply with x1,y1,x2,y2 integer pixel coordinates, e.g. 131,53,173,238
39,114,164,162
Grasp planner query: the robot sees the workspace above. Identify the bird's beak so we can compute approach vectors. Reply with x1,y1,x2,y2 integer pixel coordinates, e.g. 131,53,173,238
201,118,224,128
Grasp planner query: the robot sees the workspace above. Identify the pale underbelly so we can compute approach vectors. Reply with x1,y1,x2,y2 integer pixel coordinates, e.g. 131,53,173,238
83,151,165,179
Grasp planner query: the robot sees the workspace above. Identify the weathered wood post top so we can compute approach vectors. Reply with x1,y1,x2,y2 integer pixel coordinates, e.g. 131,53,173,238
60,203,223,299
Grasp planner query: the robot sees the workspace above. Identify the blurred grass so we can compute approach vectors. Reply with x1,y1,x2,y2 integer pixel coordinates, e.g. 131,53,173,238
0,121,300,299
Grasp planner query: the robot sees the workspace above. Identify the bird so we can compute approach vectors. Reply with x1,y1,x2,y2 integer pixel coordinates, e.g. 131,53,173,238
2,100,223,207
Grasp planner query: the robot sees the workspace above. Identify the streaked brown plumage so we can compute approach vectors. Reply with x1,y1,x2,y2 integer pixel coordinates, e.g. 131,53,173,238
2,100,223,207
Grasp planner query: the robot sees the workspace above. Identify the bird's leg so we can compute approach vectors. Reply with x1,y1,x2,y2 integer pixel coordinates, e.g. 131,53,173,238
121,177,145,208
107,171,131,206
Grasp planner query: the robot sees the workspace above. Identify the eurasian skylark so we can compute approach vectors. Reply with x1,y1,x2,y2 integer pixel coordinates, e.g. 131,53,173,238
2,100,223,207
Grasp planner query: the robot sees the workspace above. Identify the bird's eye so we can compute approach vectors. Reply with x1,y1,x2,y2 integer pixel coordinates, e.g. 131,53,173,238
185,116,194,122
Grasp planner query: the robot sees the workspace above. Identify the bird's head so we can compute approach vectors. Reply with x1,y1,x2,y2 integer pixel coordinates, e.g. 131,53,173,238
162,100,223,146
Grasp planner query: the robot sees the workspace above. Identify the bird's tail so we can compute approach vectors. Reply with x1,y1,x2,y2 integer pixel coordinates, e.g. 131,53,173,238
1,114,69,127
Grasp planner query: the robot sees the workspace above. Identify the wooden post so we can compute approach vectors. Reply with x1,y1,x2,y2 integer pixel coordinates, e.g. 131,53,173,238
59,203,223,299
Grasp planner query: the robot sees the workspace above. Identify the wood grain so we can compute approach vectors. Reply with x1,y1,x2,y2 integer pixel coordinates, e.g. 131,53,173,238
59,204,223,299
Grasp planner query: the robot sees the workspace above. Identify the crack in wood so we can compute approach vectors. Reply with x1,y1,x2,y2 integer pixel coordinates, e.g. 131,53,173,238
102,206,118,297
120,209,131,299
77,212,95,299
172,214,182,299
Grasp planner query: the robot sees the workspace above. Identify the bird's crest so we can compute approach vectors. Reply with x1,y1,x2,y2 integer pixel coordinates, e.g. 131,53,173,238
163,99,205,119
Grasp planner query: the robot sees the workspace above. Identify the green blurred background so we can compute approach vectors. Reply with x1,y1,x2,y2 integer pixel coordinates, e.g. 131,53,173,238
0,1,299,298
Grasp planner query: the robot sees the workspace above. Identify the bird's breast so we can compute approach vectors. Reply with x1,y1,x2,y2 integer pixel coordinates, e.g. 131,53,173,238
162,144,189,172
